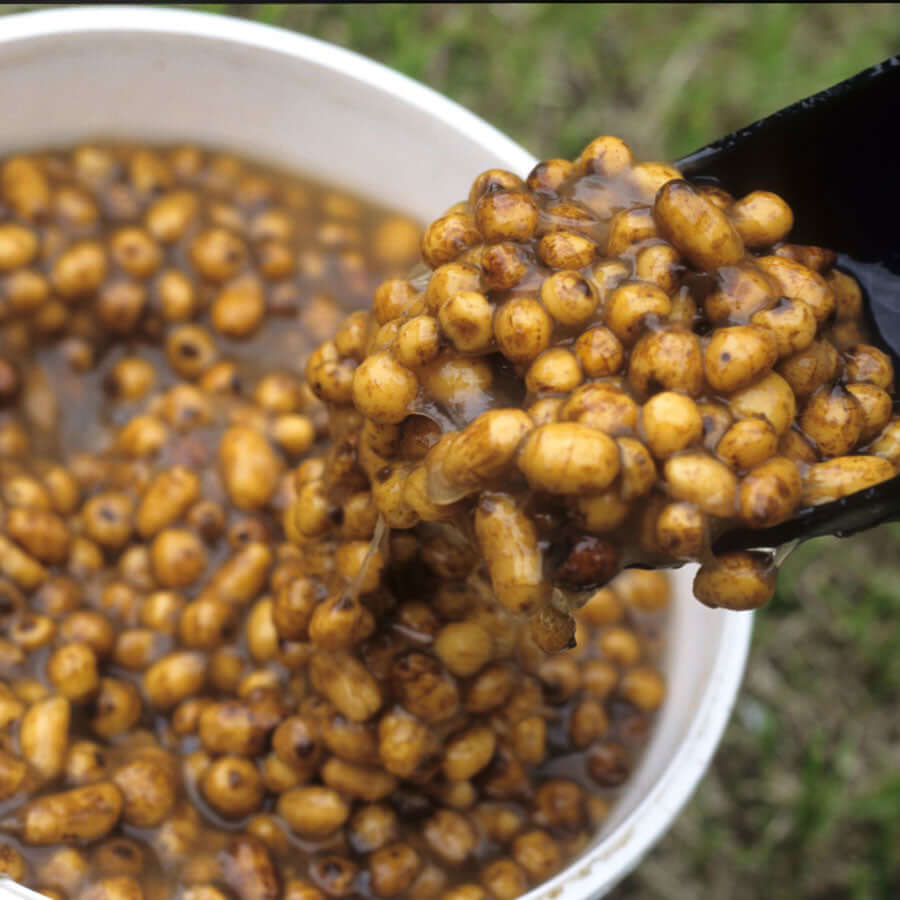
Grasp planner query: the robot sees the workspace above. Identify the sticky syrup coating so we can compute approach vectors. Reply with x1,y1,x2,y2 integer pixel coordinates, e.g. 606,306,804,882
303,134,896,645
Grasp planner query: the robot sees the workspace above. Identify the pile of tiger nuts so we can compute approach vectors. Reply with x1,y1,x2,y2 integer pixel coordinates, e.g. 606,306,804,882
301,134,898,644
0,143,671,900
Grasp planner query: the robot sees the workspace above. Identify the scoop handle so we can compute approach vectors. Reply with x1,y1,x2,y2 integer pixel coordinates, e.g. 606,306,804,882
712,474,900,554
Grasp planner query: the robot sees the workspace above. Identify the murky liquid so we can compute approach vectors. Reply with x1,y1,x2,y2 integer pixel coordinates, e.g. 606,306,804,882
0,144,669,900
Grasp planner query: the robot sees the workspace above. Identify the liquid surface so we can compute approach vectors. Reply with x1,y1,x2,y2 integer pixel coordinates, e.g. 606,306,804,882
0,143,669,900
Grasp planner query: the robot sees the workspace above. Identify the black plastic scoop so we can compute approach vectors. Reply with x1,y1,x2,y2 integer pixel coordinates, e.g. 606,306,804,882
673,56,900,554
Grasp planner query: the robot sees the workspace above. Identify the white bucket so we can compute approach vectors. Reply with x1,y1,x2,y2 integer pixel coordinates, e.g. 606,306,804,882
0,7,754,899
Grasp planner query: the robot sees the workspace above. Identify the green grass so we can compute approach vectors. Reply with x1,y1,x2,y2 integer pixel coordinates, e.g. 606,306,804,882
179,3,900,165
648,524,900,900
8,3,900,895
